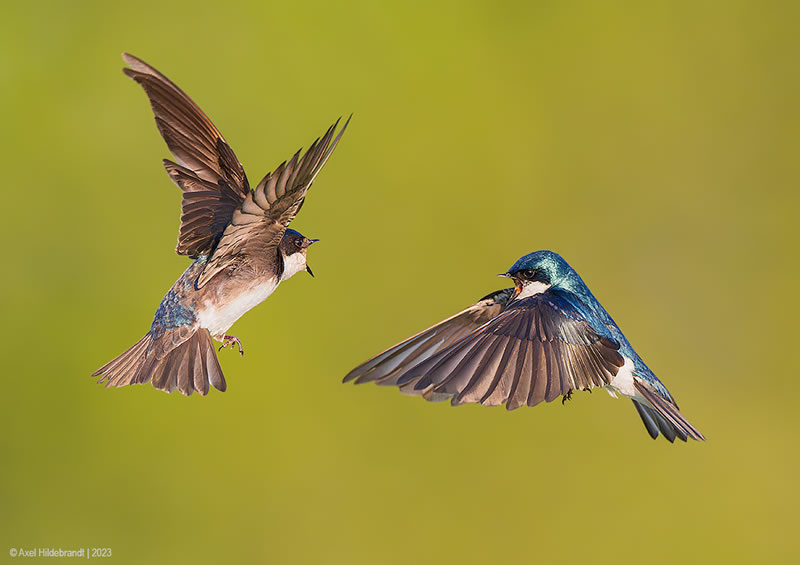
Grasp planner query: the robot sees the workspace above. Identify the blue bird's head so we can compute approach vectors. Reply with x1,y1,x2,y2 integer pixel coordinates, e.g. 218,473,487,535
501,250,575,299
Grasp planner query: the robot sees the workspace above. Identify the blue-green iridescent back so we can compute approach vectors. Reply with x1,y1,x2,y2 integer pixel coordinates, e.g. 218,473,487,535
507,250,674,402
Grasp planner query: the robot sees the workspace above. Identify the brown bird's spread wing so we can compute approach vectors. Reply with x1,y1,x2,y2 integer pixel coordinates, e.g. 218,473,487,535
393,290,625,409
122,53,251,258
343,289,514,400
195,117,349,288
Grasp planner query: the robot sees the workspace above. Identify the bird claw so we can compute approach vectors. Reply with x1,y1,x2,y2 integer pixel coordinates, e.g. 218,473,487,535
562,390,573,405
219,335,244,356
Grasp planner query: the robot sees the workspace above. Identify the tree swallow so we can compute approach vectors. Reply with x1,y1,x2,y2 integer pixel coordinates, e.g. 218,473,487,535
92,54,348,395
344,250,704,442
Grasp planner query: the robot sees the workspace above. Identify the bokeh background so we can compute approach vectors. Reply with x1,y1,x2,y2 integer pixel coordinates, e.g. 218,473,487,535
2,1,798,563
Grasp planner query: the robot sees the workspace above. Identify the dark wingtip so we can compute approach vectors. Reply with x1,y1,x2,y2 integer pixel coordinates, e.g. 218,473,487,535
328,114,352,148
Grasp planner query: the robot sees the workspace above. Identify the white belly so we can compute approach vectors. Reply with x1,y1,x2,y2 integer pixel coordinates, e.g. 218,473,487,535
605,356,645,401
197,278,279,338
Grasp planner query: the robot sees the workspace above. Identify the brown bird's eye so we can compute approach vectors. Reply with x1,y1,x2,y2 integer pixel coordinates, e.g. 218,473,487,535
295,238,304,249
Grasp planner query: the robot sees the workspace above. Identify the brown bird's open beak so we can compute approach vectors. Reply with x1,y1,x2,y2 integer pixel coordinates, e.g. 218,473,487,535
306,238,318,277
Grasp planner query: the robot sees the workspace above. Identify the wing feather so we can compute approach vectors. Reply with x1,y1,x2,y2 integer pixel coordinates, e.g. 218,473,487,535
343,289,513,387
505,318,534,410
122,54,251,258
196,117,349,288
453,312,525,405
388,290,625,409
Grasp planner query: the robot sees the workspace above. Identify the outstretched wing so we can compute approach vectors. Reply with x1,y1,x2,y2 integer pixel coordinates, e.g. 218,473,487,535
395,289,625,410
343,289,514,399
195,117,349,288
122,53,250,258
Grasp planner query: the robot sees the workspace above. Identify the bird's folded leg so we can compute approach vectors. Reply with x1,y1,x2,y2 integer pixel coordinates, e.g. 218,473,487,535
219,335,244,356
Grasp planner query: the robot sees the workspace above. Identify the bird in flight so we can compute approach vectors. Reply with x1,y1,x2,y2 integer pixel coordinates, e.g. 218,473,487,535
93,53,349,395
344,250,704,442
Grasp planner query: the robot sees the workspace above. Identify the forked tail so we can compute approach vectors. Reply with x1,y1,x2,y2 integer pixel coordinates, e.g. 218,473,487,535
633,379,704,442
92,328,226,396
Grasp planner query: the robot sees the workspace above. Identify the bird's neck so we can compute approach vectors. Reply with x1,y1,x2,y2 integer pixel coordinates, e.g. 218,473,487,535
280,252,307,282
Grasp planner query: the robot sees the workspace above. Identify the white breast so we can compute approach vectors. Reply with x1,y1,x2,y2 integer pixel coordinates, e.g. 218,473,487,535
197,278,279,338
280,252,308,282
517,281,551,299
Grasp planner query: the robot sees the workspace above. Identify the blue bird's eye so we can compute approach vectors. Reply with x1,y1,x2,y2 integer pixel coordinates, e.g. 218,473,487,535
521,269,536,280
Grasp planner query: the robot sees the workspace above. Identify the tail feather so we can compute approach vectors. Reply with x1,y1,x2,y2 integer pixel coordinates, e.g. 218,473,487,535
176,341,194,396
92,328,227,396
199,330,226,392
92,334,152,387
192,336,210,395
632,400,678,443
633,379,705,442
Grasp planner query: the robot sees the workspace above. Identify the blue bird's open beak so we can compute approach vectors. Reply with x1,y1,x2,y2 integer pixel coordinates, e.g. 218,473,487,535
498,272,522,298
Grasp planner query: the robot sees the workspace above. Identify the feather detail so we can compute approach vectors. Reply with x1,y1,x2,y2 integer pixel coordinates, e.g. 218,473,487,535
92,329,226,396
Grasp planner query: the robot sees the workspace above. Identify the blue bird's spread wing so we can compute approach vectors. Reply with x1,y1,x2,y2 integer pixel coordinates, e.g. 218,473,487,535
343,289,514,400
122,54,251,259
395,290,625,409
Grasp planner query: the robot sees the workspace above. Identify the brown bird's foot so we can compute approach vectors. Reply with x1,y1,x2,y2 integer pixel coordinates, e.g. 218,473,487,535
219,335,244,356
562,390,573,405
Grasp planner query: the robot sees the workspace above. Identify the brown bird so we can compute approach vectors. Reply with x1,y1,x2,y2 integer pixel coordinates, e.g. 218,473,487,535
92,53,348,395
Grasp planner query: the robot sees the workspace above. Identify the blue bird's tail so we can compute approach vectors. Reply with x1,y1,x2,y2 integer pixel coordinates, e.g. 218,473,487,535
92,328,226,396
632,380,705,442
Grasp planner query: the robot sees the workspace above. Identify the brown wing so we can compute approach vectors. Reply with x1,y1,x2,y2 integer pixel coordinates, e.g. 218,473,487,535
395,290,625,410
196,117,349,288
343,289,514,400
122,53,250,257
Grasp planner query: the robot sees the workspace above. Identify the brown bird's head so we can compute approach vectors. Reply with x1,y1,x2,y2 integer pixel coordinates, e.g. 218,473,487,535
279,228,319,281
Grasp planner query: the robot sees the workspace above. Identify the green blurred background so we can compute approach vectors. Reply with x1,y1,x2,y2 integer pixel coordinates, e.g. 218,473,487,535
2,1,798,563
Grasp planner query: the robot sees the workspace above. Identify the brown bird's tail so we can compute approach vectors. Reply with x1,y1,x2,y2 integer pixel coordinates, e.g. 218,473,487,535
92,328,226,396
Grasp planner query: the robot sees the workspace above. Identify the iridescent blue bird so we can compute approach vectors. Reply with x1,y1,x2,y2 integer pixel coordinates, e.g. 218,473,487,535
344,250,704,442
92,54,348,395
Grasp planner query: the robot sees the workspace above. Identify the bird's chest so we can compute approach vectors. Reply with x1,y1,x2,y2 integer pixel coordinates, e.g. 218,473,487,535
196,277,279,338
